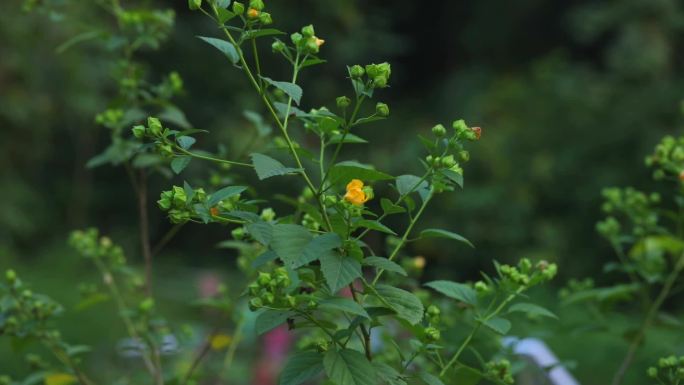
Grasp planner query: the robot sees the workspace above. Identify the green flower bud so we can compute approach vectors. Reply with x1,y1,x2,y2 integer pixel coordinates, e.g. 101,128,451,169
424,326,440,341
257,272,272,286
231,227,245,240
188,0,201,10
442,155,456,168
249,0,264,10
246,7,260,19
147,117,163,136
132,125,146,139
259,12,272,24
336,96,351,109
375,102,389,117
261,291,275,304
373,76,387,88
232,1,244,14
5,269,16,283
260,207,276,221
304,37,320,54
432,124,446,137
248,282,260,296
139,297,154,312
301,24,315,37
271,40,286,52
249,297,263,311
350,65,365,78
286,294,297,307
646,367,658,378
427,305,440,317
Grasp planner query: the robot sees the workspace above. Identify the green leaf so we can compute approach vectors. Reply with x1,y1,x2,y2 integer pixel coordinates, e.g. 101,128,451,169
396,174,429,201
216,7,237,23
215,0,231,8
301,58,327,68
171,156,192,174
424,280,477,306
270,224,313,268
374,362,405,385
242,28,286,40
328,161,394,185
280,351,324,385
251,153,302,180
247,222,274,246
380,198,405,215
244,110,272,137
301,233,342,267
363,257,407,276
420,229,474,248
320,252,362,293
374,284,424,325
176,136,196,150
329,133,367,145
207,186,247,207
159,105,192,129
353,116,385,126
440,169,463,188
508,303,558,319
482,317,511,335
255,309,294,335
419,373,445,385
323,349,376,385
197,36,239,64
319,298,369,319
251,250,278,268
354,220,396,235
261,76,303,105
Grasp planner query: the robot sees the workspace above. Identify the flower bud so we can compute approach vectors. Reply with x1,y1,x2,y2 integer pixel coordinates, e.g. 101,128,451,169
188,0,201,10
147,117,163,136
5,269,16,283
271,40,286,52
257,272,272,286
458,150,470,162
336,96,351,109
132,125,146,139
290,32,302,44
304,38,320,54
647,367,658,378
231,227,245,240
248,0,264,10
373,76,387,88
301,24,315,38
260,208,276,222
247,8,260,19
413,256,426,269
424,326,440,341
471,126,482,140
432,124,446,137
427,305,440,317
375,102,389,117
442,155,456,168
259,12,272,24
232,1,244,14
249,297,263,311
139,297,154,312
350,65,365,78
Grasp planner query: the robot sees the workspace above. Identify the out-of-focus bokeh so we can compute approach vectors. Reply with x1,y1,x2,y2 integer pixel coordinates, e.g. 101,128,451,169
2,0,684,384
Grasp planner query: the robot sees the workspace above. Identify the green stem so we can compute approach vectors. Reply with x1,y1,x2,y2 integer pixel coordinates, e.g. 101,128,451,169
440,287,525,377
175,146,253,168
611,254,684,385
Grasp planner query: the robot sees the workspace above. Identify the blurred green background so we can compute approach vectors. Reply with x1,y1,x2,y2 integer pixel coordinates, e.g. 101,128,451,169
2,0,684,383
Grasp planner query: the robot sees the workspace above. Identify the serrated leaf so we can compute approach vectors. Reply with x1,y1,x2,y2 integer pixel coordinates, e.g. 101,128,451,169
251,153,302,180
176,136,196,150
441,169,463,188
355,219,396,235
419,373,445,385
301,233,342,267
280,351,324,385
197,36,239,64
246,222,274,246
261,76,303,105
482,317,511,335
374,285,424,325
420,229,473,248
323,349,376,385
207,186,247,207
171,156,191,174
507,303,558,319
320,252,362,293
328,161,393,185
255,309,294,335
270,224,313,268
396,174,429,201
374,362,406,385
319,298,369,319
251,250,278,268
424,280,477,306
380,198,405,215
363,257,406,276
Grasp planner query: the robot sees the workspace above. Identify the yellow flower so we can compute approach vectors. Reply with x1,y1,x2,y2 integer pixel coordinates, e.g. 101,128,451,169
246,8,260,19
314,37,325,47
210,333,233,351
344,179,369,205
44,373,77,385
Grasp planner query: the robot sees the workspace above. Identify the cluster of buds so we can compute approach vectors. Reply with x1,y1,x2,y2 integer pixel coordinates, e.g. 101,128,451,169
558,278,594,299
69,228,126,266
348,62,391,89
485,359,514,384
247,268,294,310
498,258,557,288
598,187,660,238
132,117,176,157
157,185,210,224
154,71,184,100
0,270,63,339
117,8,175,46
474,280,492,295
425,119,481,193
289,24,324,54
95,108,124,129
230,0,272,25
647,355,684,383
422,305,442,342
645,135,684,182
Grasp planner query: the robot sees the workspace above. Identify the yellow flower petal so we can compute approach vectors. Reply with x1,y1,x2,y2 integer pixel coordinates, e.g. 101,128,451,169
210,333,233,351
45,373,77,385
346,179,364,191
344,188,368,205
